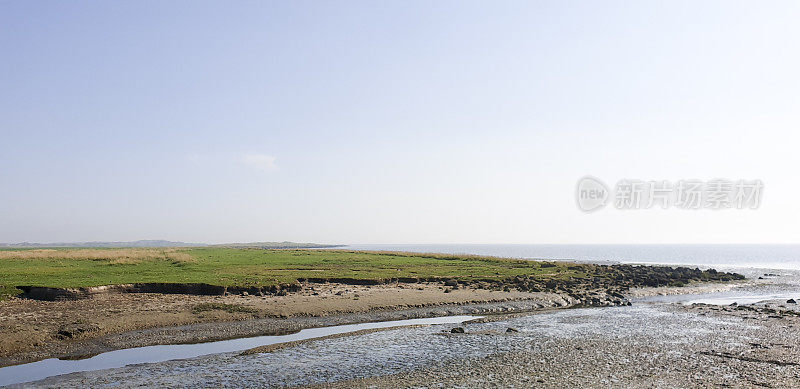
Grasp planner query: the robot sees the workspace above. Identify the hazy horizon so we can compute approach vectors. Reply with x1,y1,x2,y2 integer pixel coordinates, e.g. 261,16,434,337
2,1,799,245
5,240,800,247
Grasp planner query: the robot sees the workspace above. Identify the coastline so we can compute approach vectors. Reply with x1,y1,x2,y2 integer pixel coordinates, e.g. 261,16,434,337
20,281,800,388
4,263,800,387
0,283,594,367
319,302,800,389
0,264,740,368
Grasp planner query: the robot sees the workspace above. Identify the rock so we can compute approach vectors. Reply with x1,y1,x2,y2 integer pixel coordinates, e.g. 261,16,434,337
506,327,519,333
729,302,738,307
444,279,458,287
788,299,797,304
57,323,99,339
450,327,465,333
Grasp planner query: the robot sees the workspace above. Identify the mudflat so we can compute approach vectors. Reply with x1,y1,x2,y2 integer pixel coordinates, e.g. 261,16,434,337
0,248,743,370
0,283,572,365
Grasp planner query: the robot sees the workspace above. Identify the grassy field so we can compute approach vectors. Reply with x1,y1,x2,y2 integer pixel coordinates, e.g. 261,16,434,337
0,248,582,298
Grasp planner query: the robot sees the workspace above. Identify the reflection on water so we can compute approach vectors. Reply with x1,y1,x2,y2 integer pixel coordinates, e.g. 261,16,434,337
0,315,479,387
686,293,800,306
634,269,800,306
26,305,754,388
639,290,800,306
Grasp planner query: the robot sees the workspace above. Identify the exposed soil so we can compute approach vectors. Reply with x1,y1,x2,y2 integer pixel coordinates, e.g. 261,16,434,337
24,300,800,388
0,282,575,366
0,264,744,369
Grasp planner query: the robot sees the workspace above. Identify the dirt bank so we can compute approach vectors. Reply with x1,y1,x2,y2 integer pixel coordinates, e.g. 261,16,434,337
0,264,745,368
0,283,579,367
25,300,800,388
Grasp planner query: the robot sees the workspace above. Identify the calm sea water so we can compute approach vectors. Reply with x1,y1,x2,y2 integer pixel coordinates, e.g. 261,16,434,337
336,244,800,270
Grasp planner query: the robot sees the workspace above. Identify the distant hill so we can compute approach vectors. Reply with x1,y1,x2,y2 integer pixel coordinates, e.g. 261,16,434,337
0,240,344,249
0,240,205,248
212,242,345,249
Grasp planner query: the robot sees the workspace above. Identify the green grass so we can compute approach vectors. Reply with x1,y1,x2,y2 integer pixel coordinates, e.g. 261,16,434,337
0,248,584,299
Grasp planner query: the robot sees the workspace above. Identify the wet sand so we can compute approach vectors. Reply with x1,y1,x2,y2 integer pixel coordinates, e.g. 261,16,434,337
19,300,800,388
0,283,576,367
3,271,794,388
324,303,800,388
0,262,743,367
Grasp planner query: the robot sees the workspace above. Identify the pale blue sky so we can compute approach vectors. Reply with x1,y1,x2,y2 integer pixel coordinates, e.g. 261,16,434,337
1,1,798,244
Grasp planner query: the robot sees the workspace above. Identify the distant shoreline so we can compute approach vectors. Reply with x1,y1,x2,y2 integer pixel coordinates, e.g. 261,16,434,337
334,244,800,271
0,240,344,249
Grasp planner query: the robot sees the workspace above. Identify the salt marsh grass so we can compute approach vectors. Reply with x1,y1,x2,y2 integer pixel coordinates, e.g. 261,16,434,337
0,248,196,264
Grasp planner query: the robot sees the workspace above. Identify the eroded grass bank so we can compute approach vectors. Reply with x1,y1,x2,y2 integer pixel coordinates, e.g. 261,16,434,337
0,248,743,300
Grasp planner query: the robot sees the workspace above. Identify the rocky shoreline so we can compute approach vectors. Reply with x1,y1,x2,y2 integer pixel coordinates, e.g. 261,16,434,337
16,263,743,302
0,264,743,369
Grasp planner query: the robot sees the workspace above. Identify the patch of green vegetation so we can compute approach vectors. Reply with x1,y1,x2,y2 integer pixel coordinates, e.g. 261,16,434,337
0,285,22,300
191,302,258,314
0,248,584,297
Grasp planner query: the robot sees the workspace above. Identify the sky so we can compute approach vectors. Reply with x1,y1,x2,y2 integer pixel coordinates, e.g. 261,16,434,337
1,1,799,245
